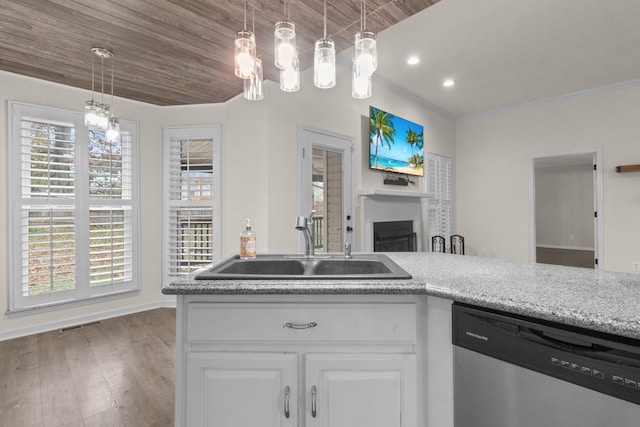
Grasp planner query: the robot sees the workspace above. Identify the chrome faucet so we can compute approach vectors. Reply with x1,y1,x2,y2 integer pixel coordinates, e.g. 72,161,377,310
295,210,315,257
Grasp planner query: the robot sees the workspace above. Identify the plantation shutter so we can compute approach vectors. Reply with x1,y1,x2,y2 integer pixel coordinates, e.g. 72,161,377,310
10,102,139,312
164,127,221,284
88,130,134,287
426,152,453,251
19,117,77,297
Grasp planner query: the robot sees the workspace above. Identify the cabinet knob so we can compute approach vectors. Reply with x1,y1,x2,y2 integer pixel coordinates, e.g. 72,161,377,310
284,322,318,330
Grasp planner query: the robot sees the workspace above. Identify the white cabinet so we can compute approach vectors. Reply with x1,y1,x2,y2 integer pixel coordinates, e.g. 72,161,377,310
175,295,425,427
185,352,297,426
306,353,417,427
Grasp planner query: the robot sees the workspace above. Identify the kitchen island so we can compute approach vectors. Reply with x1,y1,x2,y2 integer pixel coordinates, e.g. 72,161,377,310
163,252,640,339
162,252,640,427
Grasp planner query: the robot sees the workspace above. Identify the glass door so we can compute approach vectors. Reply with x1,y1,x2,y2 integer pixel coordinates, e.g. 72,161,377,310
299,126,353,254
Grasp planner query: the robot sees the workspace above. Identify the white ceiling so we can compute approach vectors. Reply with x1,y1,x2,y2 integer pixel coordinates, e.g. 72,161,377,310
371,0,640,118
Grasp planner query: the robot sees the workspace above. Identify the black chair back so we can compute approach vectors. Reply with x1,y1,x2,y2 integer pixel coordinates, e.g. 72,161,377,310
450,235,465,255
431,235,446,253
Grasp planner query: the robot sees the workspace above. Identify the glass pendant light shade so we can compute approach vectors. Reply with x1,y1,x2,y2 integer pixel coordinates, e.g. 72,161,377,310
280,52,300,92
106,116,120,142
234,30,256,79
274,21,296,69
244,57,264,100
354,31,377,77
314,39,336,89
96,104,111,131
352,61,372,99
84,100,102,129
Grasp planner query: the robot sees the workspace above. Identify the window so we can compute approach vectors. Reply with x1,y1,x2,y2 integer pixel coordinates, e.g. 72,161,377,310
9,102,139,312
426,152,453,247
163,126,221,285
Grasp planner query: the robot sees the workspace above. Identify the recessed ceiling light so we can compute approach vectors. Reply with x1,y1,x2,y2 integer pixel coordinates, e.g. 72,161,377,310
443,79,455,87
407,56,420,65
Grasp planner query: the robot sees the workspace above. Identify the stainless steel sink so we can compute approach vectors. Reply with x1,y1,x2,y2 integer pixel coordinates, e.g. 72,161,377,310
194,254,412,280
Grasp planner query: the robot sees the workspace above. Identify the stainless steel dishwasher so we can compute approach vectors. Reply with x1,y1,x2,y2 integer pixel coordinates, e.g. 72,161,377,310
452,303,640,427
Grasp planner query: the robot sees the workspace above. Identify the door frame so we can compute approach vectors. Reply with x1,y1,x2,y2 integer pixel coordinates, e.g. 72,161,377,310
528,148,603,269
297,124,354,253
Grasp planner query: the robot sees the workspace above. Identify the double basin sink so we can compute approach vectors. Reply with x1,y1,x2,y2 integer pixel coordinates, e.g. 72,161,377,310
195,253,412,280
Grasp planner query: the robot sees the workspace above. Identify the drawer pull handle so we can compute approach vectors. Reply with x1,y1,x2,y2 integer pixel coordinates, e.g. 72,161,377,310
284,385,290,419
284,322,318,330
311,385,317,418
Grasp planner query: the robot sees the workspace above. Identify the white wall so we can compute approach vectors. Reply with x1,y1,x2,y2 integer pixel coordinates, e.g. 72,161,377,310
0,66,456,336
535,164,594,249
0,71,176,336
456,83,640,272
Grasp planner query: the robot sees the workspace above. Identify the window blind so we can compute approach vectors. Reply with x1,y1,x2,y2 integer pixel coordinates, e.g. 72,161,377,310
10,102,139,311
426,153,453,250
164,128,220,284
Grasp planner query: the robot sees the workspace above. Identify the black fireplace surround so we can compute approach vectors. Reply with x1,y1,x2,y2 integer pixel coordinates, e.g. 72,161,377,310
373,220,417,252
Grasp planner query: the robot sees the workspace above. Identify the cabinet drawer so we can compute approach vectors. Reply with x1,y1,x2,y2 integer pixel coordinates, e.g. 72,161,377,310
186,303,416,344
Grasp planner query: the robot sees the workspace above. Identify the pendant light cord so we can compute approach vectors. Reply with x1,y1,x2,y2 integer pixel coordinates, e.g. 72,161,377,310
110,58,114,113
100,56,105,105
91,54,95,100
243,0,247,31
323,0,327,38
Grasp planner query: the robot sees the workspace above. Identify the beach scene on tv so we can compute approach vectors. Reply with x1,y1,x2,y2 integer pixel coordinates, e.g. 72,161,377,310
369,106,424,176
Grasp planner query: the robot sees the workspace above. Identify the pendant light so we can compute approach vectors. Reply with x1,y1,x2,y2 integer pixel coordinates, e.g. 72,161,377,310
274,0,296,70
105,56,120,142
352,57,372,99
314,0,336,89
244,57,264,100
280,51,300,92
84,53,101,128
84,47,113,131
244,8,263,101
234,1,256,79
352,0,376,98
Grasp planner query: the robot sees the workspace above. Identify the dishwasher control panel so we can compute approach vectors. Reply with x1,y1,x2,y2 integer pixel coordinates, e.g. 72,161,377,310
453,303,640,405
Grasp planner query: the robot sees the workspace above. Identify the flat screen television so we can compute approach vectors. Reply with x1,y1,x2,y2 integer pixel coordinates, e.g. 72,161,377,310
369,106,424,176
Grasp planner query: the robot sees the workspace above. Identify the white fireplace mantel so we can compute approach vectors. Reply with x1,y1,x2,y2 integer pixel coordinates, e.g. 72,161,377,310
358,189,432,252
358,188,433,199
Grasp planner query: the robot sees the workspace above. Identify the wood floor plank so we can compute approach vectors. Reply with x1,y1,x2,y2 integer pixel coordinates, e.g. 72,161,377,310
0,308,176,427
61,327,117,420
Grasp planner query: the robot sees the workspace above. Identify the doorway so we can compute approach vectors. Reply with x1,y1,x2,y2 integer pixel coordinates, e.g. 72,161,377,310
298,126,353,253
530,150,603,269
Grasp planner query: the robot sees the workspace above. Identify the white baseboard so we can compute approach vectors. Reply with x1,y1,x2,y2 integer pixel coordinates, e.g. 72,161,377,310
0,297,177,341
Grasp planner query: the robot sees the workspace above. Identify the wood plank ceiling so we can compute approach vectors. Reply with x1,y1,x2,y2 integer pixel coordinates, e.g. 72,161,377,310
0,0,438,105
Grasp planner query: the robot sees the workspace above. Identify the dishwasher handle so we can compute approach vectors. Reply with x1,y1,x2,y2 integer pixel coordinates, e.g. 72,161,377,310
519,327,640,368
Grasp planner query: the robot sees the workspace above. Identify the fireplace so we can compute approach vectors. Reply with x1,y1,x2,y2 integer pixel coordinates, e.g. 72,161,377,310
373,221,417,252
359,189,432,252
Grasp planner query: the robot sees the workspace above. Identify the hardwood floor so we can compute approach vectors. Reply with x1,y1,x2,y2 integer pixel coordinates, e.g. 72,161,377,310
0,308,176,427
536,246,595,269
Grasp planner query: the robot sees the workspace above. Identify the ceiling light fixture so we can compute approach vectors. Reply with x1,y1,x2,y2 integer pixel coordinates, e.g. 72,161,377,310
407,56,420,65
84,47,114,132
234,1,256,79
352,0,377,99
245,57,264,100
314,0,336,89
443,78,455,87
244,7,264,100
280,51,300,92
274,0,296,70
105,55,120,142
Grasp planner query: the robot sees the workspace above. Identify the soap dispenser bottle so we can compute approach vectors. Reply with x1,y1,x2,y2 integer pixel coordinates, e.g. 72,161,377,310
240,218,256,259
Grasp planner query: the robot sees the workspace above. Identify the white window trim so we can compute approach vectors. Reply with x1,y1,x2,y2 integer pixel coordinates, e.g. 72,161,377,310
8,101,140,313
162,125,222,286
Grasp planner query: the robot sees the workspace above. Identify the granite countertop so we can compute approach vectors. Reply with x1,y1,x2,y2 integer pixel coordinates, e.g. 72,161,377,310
162,252,640,340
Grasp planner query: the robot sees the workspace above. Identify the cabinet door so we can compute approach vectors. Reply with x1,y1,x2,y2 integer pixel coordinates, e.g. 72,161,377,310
305,353,417,427
185,352,297,427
